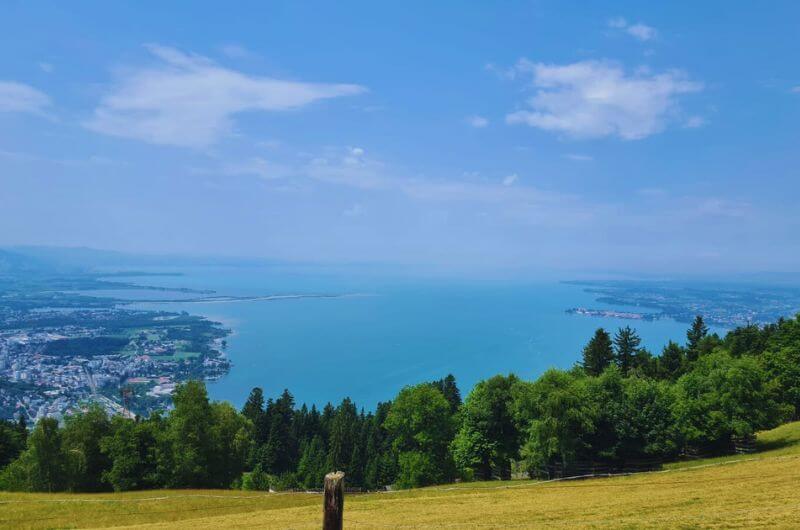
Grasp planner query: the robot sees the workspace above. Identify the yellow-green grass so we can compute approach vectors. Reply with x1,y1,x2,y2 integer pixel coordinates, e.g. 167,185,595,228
3,422,800,529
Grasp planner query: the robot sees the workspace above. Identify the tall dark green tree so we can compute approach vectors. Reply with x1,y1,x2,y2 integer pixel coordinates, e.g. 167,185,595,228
101,415,162,491
658,341,685,380
28,418,68,492
16,415,27,444
581,328,614,376
61,404,112,492
613,326,642,375
259,389,296,474
686,315,709,362
431,374,462,415
364,401,396,489
296,435,327,488
384,384,454,488
168,380,214,487
325,398,359,474
451,374,520,480
0,419,26,470
208,402,253,488
242,387,265,423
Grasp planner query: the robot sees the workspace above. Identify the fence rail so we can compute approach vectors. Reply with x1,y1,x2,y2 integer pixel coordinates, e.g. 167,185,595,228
533,458,664,479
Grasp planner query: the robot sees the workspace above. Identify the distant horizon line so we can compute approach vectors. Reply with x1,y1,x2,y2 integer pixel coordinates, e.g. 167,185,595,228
3,244,800,281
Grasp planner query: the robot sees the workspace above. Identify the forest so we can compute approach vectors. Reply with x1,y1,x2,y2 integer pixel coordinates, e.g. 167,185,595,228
1,314,799,492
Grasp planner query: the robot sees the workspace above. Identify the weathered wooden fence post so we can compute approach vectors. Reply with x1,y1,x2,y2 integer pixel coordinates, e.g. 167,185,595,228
323,471,345,530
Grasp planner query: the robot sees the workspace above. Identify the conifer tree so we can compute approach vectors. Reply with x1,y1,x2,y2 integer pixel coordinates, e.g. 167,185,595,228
15,414,27,443
686,315,709,362
241,387,264,424
581,328,614,376
326,398,358,474
432,374,462,414
613,326,642,375
659,340,685,380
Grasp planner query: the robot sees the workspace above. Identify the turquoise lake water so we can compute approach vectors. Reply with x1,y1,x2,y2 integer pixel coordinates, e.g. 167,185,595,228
122,266,725,409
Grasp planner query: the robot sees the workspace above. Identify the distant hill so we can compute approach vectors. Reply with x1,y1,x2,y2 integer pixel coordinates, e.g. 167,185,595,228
4,245,285,271
0,249,60,274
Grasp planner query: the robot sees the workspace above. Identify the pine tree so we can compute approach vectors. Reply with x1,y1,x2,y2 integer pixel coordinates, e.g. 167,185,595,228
326,398,358,474
581,328,614,376
613,326,642,375
260,389,296,474
348,416,369,487
432,374,462,414
16,414,27,440
242,387,265,423
686,315,709,363
659,340,685,380
297,435,327,488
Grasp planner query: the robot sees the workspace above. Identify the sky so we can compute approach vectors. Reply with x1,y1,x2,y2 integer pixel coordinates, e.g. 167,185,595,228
1,1,799,275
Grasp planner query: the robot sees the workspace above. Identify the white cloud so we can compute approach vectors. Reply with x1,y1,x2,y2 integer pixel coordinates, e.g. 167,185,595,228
607,17,627,29
564,153,593,161
85,45,366,148
608,17,657,41
684,116,707,128
466,115,489,128
626,23,657,41
38,62,54,73
343,146,366,166
637,187,667,197
0,81,50,115
302,148,594,228
505,60,702,140
694,198,749,218
192,156,292,180
502,173,518,186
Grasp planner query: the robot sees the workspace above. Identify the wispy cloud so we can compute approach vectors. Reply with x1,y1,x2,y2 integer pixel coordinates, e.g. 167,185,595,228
502,173,518,186
564,153,593,161
38,62,54,73
693,198,750,218
465,115,489,128
505,60,702,140
684,116,707,128
191,156,293,180
0,81,50,115
85,45,366,148
299,147,598,227
608,17,657,41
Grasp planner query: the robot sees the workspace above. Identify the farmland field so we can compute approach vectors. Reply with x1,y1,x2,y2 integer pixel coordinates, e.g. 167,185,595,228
2,422,800,529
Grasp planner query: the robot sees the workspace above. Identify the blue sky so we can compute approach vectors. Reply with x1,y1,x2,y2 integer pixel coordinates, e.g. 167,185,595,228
1,1,799,274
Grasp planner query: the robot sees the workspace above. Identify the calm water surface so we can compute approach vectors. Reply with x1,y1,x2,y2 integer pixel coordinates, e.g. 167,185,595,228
120,266,725,408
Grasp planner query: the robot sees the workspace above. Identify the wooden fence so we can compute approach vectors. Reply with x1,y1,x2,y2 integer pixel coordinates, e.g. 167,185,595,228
533,458,664,479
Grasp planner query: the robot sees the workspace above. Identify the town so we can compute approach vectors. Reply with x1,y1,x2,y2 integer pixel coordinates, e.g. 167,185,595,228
0,307,231,422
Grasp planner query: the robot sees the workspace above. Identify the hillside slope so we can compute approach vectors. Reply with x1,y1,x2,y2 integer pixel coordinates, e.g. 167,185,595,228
2,422,799,529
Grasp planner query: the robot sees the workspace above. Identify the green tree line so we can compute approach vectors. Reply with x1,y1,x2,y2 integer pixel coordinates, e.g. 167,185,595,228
2,314,800,492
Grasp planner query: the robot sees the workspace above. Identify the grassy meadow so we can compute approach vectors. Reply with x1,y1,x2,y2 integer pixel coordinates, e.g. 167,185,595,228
3,421,799,529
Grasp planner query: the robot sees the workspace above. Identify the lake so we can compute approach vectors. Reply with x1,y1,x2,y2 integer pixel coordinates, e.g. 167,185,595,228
121,266,724,409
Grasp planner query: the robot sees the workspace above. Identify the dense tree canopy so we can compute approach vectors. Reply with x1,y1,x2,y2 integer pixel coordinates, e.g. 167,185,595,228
384,384,454,487
1,315,800,492
452,374,519,480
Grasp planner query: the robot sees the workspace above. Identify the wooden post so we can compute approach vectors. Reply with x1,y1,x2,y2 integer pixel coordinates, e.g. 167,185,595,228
323,471,345,530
